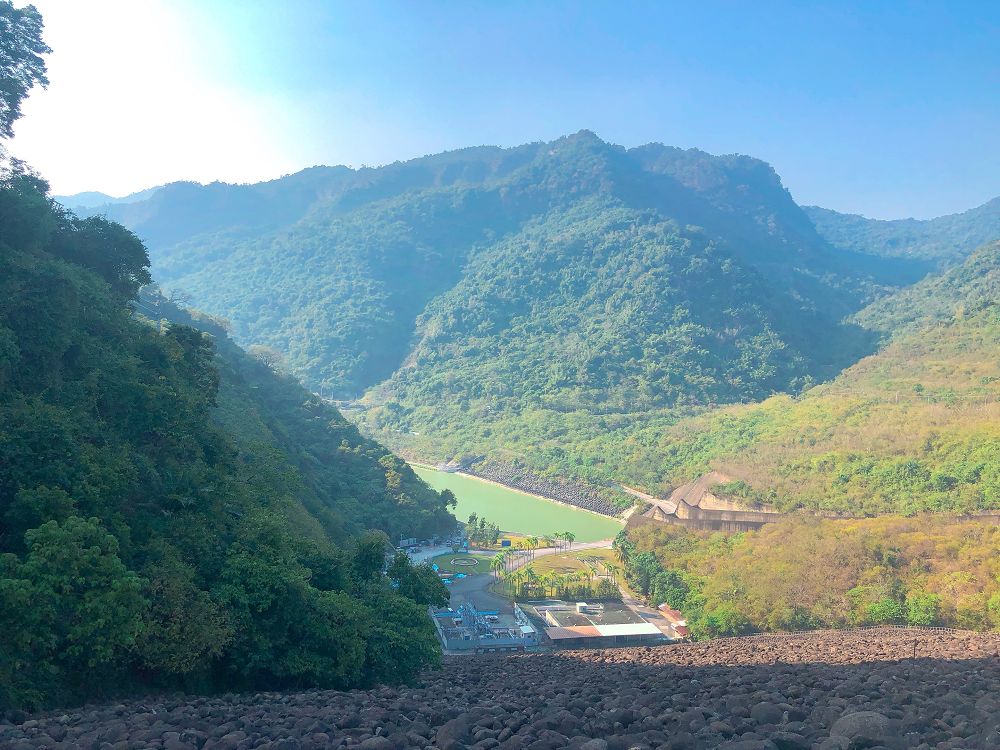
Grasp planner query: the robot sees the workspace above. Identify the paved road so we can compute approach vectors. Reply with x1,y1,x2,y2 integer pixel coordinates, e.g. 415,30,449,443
405,544,453,564
455,539,680,638
450,540,616,611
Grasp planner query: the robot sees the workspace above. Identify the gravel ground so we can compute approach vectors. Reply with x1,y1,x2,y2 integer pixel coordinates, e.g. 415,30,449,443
3,628,999,750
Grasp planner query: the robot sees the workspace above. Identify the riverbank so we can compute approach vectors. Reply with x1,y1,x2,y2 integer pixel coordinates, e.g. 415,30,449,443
411,466,624,543
408,462,626,521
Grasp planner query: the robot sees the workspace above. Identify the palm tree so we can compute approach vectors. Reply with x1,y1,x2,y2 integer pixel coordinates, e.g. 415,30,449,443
491,552,506,581
505,568,520,597
542,535,555,550
613,537,632,566
527,536,539,561
541,572,557,598
563,531,576,550
523,566,539,598
604,562,621,585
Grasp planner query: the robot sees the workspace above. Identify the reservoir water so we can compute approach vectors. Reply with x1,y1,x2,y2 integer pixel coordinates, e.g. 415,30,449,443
412,466,623,542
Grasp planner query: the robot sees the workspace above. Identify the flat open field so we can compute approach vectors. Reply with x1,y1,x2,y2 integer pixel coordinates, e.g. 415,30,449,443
531,548,619,576
427,552,493,576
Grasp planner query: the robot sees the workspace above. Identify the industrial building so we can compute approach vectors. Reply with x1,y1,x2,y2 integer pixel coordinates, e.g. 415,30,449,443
431,602,539,653
517,600,669,648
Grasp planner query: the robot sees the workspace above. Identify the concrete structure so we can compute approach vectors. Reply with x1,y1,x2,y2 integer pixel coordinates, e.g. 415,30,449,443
518,600,669,648
657,604,690,638
636,471,783,532
431,602,539,653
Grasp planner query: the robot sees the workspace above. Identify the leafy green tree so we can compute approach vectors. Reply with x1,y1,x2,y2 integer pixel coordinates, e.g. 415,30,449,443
0,1,50,139
650,569,690,609
691,604,753,639
866,597,906,625
351,530,390,580
17,518,146,694
136,555,231,678
361,593,441,684
212,516,367,688
50,215,151,299
387,551,449,607
905,591,941,626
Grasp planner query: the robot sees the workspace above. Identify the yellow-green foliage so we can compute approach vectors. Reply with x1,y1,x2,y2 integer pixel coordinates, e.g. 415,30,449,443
626,515,1000,634
639,301,1000,514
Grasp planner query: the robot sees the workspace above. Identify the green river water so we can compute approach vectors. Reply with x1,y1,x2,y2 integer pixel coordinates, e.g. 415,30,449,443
412,466,623,543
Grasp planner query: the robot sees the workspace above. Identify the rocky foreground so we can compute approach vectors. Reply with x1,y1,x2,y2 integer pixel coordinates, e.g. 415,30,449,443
4,628,1000,750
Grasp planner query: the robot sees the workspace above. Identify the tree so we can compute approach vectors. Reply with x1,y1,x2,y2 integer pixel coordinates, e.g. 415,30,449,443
629,551,661,597
351,531,390,580
50,215,151,300
0,1,50,140
866,597,906,625
387,552,449,607
15,517,146,695
604,562,621,585
651,569,690,609
247,344,286,372
490,552,505,581
613,531,634,565
527,536,539,561
905,591,941,626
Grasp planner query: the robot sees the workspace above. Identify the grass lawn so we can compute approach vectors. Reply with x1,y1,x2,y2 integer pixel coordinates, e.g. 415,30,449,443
532,549,620,576
427,553,494,576
531,554,588,576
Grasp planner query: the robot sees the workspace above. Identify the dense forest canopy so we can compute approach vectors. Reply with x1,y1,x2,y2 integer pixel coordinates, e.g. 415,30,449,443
76,126,1000,517
0,167,457,711
88,131,912,400
0,6,458,710
804,198,1000,264
610,241,1000,514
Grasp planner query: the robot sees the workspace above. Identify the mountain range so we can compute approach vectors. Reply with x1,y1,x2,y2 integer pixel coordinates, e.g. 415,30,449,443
64,132,1000,515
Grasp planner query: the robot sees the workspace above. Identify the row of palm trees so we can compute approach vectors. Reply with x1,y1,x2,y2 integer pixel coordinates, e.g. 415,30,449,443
487,531,581,577
490,551,624,600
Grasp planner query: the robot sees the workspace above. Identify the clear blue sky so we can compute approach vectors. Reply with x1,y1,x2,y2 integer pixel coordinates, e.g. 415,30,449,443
15,0,999,218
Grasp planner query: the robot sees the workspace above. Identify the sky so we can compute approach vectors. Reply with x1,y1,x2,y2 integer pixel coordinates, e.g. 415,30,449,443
10,0,999,219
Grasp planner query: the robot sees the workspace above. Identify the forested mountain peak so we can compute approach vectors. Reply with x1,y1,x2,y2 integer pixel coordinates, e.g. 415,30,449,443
82,132,899,403
61,133,995,513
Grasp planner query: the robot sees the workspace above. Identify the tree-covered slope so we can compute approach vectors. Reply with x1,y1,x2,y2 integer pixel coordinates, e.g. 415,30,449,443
0,170,454,711
616,241,1000,514
622,515,1000,637
804,197,1000,264
95,132,907,402
136,290,455,541
362,196,874,437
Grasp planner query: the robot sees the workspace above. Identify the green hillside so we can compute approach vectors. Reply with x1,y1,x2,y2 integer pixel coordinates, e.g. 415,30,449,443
0,170,454,711
621,515,1000,637
136,290,455,541
99,132,911,401
617,241,1000,514
804,197,1000,264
